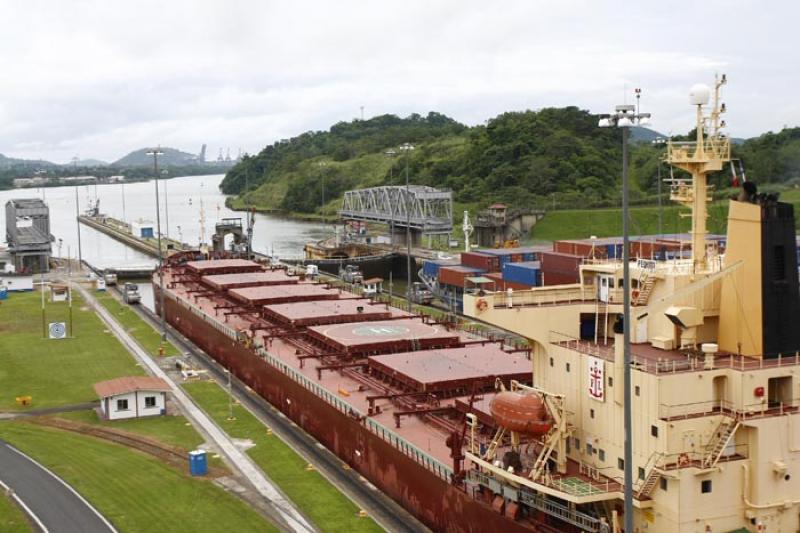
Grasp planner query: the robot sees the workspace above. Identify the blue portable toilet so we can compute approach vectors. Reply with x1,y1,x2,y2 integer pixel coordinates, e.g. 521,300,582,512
0,287,7,300
189,449,208,476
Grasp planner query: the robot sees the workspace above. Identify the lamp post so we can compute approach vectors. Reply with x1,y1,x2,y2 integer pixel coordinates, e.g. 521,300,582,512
598,102,651,533
400,143,414,311
161,169,170,239
318,161,327,225
652,137,667,237
385,149,397,249
147,147,167,342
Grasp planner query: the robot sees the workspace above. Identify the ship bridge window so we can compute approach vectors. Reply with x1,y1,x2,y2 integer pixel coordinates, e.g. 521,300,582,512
635,385,640,396
660,477,668,491
638,467,645,480
701,479,712,493
618,457,624,471
651,425,659,438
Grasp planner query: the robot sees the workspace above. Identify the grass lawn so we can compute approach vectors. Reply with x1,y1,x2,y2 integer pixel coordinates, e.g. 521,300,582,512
55,410,225,470
183,381,383,533
94,291,180,357
0,492,31,533
0,291,145,411
0,421,276,533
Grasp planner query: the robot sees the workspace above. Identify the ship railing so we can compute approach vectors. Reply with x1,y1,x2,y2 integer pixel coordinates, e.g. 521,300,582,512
658,444,748,470
667,138,731,163
466,470,602,532
549,331,615,362
660,397,800,421
364,417,454,482
490,284,587,308
642,351,800,376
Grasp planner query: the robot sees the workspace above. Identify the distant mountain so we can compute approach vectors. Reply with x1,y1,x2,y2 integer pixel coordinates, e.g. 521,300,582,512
112,147,199,167
0,153,58,169
629,127,667,144
65,158,108,167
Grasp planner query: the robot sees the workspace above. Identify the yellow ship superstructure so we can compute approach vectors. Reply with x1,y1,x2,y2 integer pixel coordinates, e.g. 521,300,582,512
461,78,800,532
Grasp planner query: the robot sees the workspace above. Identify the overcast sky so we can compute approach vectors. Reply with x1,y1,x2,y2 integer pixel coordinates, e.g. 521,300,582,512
1,0,796,163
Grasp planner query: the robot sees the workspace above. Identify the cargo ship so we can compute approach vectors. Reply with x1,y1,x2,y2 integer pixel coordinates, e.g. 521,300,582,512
156,76,800,532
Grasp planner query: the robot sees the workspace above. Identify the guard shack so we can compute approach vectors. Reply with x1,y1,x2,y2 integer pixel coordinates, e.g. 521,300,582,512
5,199,53,273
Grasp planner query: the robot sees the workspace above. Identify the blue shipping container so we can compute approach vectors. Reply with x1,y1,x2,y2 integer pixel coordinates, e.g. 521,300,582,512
189,449,208,476
422,259,456,279
502,261,541,287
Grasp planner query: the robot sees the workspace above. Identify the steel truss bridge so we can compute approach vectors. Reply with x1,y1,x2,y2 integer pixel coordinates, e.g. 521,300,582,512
339,186,453,234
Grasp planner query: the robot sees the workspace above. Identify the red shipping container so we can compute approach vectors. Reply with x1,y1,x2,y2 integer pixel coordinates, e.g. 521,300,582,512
539,251,583,274
554,240,596,258
438,266,484,288
541,271,580,286
460,252,500,272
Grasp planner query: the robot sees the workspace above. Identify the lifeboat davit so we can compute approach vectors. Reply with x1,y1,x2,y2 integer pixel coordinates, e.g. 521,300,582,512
489,391,552,437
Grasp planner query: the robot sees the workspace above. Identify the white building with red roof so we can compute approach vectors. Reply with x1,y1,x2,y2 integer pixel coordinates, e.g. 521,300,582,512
93,376,170,420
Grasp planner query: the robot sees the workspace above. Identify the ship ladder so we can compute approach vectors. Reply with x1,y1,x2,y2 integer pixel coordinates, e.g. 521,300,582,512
636,452,664,499
634,274,655,306
594,299,609,345
702,419,740,469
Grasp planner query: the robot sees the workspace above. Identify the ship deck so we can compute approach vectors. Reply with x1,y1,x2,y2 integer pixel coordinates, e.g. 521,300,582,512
162,264,513,470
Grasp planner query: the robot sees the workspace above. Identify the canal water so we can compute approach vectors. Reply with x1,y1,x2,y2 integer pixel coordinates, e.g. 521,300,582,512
0,174,330,308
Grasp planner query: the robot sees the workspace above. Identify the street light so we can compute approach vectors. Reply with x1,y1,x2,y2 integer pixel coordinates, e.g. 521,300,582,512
317,161,327,225
161,169,169,239
147,147,167,342
399,143,414,311
652,137,667,237
385,149,397,248
598,100,651,533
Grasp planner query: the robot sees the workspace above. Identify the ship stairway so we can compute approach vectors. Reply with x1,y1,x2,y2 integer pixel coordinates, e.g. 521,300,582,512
636,452,664,499
633,274,655,306
702,419,740,469
594,299,609,345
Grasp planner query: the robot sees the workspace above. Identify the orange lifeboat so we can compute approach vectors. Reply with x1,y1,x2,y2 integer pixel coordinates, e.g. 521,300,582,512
489,391,552,437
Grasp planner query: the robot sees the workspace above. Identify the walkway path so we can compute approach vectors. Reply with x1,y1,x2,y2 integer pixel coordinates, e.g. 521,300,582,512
0,439,117,533
74,283,315,533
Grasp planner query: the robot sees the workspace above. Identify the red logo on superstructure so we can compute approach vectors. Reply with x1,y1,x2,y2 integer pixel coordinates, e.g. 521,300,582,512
588,356,605,401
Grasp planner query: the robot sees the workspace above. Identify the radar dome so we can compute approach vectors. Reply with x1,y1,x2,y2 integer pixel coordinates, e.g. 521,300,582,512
689,83,711,106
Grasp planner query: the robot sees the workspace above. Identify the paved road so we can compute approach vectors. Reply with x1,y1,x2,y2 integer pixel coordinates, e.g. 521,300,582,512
0,439,116,533
76,283,315,533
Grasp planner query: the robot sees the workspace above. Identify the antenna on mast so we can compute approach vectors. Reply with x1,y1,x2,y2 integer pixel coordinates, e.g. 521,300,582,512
463,210,474,252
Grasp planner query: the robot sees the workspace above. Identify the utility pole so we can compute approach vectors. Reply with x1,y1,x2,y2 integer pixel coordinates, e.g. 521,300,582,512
162,169,170,239
400,143,414,311
75,187,83,268
147,147,167,342
385,149,397,248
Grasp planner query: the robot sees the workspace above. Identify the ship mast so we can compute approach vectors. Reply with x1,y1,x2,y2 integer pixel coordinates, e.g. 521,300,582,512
665,74,730,272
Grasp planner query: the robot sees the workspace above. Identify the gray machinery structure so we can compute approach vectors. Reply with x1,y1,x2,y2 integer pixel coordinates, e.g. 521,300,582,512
339,185,453,246
5,198,53,273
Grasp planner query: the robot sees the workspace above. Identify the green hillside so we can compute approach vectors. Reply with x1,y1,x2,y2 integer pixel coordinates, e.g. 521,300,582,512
113,147,199,167
222,109,800,234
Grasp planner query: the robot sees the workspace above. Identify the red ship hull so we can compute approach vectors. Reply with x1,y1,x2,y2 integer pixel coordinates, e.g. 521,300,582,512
159,291,542,533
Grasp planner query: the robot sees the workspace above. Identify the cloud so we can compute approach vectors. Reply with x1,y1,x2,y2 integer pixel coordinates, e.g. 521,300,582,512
0,0,797,162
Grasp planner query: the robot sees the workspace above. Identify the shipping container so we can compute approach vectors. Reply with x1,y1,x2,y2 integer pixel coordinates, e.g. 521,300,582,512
438,265,485,288
541,271,580,286
553,240,597,258
485,272,534,291
502,261,542,287
422,259,458,279
539,251,583,275
460,252,500,272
